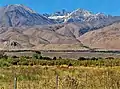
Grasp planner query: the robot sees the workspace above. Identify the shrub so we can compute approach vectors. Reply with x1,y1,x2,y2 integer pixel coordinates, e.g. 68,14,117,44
35,51,41,54
1,55,8,59
32,53,42,59
18,60,29,66
42,57,52,60
12,56,18,58
0,59,11,67
91,57,98,60
105,57,114,59
32,54,39,59
68,63,73,66
53,57,57,60
78,57,86,60
58,56,62,59
10,59,20,65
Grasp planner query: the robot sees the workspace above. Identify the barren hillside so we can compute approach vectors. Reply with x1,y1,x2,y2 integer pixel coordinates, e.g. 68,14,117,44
78,22,120,50
0,26,85,50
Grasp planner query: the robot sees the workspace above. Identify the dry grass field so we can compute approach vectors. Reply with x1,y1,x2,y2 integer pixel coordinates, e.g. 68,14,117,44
0,55,120,89
0,66,120,89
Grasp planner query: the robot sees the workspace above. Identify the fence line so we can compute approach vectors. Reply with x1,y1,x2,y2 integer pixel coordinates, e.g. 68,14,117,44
0,69,120,89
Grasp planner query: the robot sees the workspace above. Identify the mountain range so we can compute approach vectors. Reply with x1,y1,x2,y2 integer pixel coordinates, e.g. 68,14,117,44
0,4,119,50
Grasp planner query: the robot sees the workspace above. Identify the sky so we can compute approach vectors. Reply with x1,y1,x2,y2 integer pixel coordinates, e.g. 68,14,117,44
0,0,120,16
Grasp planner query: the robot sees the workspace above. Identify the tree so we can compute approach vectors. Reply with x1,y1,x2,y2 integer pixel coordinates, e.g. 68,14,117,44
32,52,42,59
32,54,39,59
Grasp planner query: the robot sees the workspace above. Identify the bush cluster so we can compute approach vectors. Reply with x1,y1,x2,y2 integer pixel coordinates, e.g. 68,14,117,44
0,51,120,67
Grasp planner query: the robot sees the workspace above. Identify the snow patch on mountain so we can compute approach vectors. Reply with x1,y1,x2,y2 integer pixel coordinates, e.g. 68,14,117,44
47,8,111,23
48,16,66,19
68,8,92,17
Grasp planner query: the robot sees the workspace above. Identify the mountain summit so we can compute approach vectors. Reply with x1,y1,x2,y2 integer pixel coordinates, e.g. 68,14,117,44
0,4,55,27
4,4,36,13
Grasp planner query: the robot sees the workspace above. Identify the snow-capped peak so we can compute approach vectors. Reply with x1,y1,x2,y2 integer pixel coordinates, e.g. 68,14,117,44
45,8,113,24
47,8,95,23
69,8,92,17
95,13,106,17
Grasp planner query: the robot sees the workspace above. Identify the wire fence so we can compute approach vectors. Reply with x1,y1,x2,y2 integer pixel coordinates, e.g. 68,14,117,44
0,69,120,89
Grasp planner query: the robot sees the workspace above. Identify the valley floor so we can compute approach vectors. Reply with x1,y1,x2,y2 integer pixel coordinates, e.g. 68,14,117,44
4,51,120,59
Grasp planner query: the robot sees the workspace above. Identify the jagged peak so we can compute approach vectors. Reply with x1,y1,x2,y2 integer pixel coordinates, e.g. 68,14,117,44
95,12,110,18
69,8,93,17
96,12,105,16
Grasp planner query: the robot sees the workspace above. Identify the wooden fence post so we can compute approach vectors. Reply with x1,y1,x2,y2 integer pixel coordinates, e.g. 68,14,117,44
56,74,59,89
86,72,88,88
14,74,17,89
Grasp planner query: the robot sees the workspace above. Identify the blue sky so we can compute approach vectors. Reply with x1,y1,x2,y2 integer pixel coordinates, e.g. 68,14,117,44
0,0,119,15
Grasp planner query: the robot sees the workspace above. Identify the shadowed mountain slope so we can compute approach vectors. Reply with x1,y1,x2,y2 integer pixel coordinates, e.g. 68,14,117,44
0,4,55,27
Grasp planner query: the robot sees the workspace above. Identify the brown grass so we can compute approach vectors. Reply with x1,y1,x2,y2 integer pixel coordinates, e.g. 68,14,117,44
0,66,120,89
